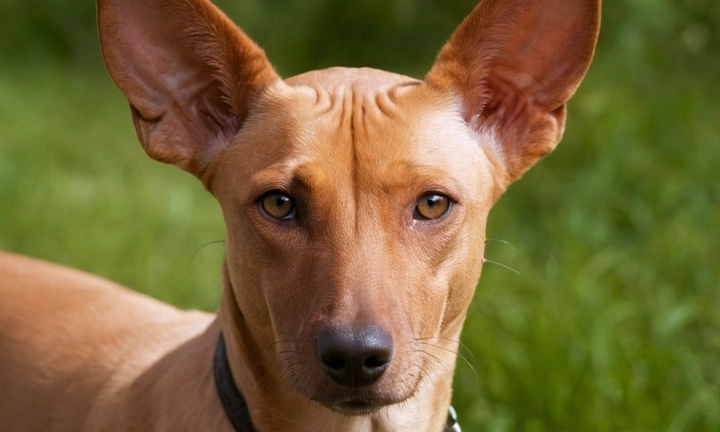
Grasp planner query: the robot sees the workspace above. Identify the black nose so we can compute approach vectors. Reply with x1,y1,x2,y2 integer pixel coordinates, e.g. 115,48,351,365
316,325,393,387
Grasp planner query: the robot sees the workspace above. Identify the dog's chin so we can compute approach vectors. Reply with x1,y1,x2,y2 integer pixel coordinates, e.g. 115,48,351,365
312,391,408,416
306,375,423,416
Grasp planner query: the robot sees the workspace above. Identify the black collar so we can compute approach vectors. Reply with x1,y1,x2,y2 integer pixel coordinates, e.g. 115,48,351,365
214,333,461,432
214,334,255,432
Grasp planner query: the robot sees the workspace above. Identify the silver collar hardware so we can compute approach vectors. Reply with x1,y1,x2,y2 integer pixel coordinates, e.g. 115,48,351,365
445,405,462,431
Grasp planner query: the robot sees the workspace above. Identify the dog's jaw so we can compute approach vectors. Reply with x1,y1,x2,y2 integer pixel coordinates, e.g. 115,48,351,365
218,258,466,431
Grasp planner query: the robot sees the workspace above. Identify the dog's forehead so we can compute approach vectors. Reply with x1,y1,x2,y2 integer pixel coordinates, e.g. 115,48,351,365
281,69,491,181
213,67,497,202
275,67,482,164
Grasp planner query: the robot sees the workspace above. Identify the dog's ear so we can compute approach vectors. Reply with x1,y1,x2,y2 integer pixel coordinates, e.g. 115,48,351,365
98,0,279,176
426,0,600,186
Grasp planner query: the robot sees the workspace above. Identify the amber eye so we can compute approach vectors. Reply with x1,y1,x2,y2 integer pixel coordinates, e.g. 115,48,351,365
415,193,451,220
260,192,296,220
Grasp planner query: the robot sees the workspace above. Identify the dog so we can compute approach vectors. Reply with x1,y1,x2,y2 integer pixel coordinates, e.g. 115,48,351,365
0,0,600,430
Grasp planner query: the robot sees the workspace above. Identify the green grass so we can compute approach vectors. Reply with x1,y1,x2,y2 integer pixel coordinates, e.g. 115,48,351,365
0,66,226,311
1,27,719,432
452,56,720,430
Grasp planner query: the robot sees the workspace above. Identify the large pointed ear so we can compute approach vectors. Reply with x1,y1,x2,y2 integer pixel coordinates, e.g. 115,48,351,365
98,0,279,176
426,0,600,186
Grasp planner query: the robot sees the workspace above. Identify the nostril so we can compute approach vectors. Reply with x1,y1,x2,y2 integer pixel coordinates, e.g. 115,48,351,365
364,353,389,369
321,353,346,371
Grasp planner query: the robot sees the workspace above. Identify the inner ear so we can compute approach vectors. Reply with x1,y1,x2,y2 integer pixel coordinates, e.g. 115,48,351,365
98,0,279,176
126,76,242,172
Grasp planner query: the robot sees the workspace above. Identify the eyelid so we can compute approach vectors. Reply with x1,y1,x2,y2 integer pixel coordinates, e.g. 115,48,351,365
251,183,291,203
417,181,460,202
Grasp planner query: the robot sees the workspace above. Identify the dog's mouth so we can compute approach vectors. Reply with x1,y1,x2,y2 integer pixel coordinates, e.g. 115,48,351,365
310,389,406,416
302,364,424,416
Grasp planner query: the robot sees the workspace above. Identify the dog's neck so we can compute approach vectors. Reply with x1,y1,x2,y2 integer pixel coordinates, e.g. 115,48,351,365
218,263,461,432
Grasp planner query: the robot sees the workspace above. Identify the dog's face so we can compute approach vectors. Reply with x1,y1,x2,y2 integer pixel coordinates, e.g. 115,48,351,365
98,0,599,416
208,68,500,412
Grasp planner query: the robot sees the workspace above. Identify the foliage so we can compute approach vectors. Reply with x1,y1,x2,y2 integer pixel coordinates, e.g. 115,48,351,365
1,0,718,430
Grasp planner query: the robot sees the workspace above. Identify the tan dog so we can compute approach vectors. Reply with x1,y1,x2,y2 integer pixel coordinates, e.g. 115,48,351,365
0,0,600,430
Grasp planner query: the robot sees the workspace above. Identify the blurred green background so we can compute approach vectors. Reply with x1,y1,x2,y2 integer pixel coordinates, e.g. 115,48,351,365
1,0,719,430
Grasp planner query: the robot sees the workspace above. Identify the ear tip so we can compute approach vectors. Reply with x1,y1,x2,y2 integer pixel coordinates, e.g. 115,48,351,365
424,0,601,186
425,0,602,86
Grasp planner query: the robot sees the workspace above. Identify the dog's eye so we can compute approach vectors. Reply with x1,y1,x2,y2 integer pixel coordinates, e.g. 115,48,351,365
414,193,451,220
260,192,296,220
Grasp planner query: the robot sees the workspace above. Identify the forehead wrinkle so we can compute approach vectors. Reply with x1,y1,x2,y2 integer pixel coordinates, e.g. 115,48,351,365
379,159,462,197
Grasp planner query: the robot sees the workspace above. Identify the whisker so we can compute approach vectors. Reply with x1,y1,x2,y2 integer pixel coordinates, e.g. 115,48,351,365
245,340,295,376
188,240,225,267
483,257,520,275
268,360,296,406
415,350,440,376
414,349,448,372
414,362,434,387
417,342,478,380
484,238,518,250
260,357,292,387
414,336,476,361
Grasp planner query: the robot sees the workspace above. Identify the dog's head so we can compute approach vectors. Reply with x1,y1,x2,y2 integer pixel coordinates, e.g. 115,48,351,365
99,0,599,415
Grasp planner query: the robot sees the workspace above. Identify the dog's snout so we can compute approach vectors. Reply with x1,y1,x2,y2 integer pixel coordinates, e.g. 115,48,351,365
317,325,393,387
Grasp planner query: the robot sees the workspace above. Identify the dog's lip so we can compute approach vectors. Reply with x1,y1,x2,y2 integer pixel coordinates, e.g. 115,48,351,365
317,394,393,416
309,385,412,415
